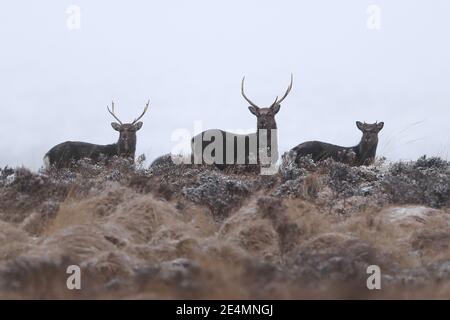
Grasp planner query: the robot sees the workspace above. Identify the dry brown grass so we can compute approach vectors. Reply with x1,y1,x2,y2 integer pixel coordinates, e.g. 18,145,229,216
0,156,450,299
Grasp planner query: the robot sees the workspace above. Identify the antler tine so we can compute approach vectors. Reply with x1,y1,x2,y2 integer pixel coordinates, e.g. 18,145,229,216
273,73,293,106
241,77,260,109
270,96,279,107
132,100,150,124
107,101,123,125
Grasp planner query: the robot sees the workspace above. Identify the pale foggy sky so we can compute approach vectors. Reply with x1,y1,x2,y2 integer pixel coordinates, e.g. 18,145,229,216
1,1,450,170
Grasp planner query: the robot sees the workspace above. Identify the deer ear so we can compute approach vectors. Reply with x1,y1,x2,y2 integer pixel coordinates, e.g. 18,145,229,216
134,122,143,131
270,104,281,115
377,122,384,131
356,121,364,131
111,122,121,131
248,106,260,116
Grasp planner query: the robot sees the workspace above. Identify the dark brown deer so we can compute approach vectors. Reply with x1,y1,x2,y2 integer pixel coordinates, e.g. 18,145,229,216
291,121,384,166
191,75,293,172
44,101,149,169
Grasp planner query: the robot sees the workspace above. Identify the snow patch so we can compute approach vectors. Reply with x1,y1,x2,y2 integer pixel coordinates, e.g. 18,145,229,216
385,206,440,222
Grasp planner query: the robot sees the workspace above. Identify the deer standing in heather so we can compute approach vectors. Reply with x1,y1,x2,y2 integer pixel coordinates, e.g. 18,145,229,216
291,121,384,166
191,75,293,171
44,101,149,169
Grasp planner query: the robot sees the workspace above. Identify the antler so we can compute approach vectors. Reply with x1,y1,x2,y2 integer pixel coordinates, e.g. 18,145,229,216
241,77,260,109
132,100,150,124
107,101,123,125
270,73,293,107
242,74,293,109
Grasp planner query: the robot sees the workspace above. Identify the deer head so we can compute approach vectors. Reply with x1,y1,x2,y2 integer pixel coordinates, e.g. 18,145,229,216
107,100,149,158
356,121,384,147
241,74,293,130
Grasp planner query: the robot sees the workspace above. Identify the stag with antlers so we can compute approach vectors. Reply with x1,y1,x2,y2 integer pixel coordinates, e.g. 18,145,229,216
191,75,293,172
44,100,149,168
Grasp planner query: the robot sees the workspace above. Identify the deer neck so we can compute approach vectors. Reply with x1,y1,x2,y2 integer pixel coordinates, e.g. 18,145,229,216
354,138,378,165
117,139,136,159
257,124,278,166
257,123,278,147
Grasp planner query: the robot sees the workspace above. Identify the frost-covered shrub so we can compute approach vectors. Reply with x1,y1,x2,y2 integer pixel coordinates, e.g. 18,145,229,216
381,156,450,208
181,171,253,218
279,151,314,181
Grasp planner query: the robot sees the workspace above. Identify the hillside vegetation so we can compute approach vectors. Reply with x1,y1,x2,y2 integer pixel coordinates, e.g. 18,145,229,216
0,154,449,299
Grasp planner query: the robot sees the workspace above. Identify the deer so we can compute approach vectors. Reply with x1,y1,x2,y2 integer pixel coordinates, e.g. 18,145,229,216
191,75,293,172
44,100,149,169
291,121,384,166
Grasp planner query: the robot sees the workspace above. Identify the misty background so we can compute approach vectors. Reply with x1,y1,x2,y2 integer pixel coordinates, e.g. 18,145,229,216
1,0,449,170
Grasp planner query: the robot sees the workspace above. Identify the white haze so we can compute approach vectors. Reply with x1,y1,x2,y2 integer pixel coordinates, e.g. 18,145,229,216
1,0,450,170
